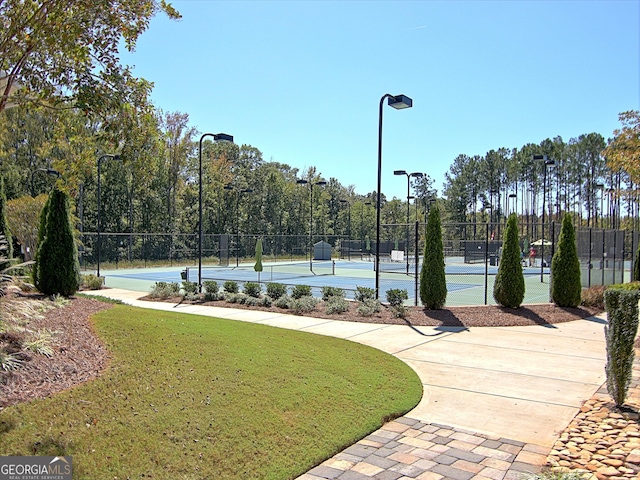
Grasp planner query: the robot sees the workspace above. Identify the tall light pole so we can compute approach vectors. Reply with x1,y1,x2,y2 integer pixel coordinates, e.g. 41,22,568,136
533,154,555,282
376,94,413,299
297,179,326,271
224,185,253,267
97,154,121,278
339,199,351,260
394,170,422,274
198,133,233,292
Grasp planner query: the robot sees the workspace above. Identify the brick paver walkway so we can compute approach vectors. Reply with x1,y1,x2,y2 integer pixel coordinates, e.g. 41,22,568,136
297,417,547,480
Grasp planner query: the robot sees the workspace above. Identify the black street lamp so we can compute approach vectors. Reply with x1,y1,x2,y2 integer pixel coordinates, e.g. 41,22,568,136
198,133,233,292
30,167,60,197
339,199,351,261
97,154,121,279
376,94,413,299
224,185,253,267
394,170,422,274
534,154,555,282
297,179,327,271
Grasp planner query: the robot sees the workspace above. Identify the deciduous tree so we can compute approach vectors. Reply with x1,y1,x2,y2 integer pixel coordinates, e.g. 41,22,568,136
6,194,47,261
0,0,180,114
605,110,640,184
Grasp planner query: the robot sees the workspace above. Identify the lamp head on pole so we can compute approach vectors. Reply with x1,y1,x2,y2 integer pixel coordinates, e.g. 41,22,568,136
213,133,234,143
315,181,327,187
393,170,407,176
388,94,413,110
410,172,423,178
296,179,308,186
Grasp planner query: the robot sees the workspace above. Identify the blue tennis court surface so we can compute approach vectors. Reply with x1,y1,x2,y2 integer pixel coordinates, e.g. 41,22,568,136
98,258,550,305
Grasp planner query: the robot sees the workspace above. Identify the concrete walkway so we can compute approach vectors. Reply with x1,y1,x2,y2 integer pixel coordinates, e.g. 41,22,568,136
84,289,609,479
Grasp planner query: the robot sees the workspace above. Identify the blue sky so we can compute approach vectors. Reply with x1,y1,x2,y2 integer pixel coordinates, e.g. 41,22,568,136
120,0,639,201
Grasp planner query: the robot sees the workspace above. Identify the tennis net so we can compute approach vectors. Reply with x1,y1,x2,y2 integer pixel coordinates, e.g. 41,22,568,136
187,260,335,283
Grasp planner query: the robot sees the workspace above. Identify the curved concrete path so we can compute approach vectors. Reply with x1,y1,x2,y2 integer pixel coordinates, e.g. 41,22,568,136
84,289,609,479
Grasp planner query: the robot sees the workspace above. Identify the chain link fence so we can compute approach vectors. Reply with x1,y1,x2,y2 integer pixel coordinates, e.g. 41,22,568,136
80,222,633,306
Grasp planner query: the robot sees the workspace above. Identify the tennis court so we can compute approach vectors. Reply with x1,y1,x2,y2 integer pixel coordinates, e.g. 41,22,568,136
97,257,554,306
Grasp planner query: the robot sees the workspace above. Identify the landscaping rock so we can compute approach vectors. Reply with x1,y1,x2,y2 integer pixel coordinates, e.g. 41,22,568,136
545,351,640,480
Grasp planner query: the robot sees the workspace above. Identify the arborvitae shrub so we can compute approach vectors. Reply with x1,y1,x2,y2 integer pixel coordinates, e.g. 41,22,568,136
420,206,447,309
551,214,582,307
493,213,525,308
35,189,80,296
634,243,640,282
604,288,640,406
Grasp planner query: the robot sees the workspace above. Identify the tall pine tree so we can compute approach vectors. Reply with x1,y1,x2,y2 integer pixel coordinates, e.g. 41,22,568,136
420,206,447,309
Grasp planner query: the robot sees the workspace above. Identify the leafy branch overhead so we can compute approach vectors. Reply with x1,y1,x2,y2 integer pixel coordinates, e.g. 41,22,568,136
0,0,181,115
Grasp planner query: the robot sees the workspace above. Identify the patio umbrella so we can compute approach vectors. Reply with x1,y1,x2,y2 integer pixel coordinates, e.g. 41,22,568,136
530,239,553,246
254,238,263,282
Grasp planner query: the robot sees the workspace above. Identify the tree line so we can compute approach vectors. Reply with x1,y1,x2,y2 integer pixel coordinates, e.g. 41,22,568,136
1,105,638,265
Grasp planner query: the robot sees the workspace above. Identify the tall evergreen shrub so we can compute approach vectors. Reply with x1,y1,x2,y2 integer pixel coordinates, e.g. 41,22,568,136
420,206,446,309
35,189,80,296
603,288,640,406
550,214,581,307
0,177,13,259
493,213,525,308
633,242,640,282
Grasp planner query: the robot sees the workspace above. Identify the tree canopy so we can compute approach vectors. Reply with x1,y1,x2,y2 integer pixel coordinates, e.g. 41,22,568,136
604,110,640,184
0,0,180,114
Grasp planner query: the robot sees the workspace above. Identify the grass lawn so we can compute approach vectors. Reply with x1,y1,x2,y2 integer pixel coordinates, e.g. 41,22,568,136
0,305,422,479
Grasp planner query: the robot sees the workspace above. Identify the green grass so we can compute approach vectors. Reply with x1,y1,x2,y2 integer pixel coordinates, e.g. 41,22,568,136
0,305,421,479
